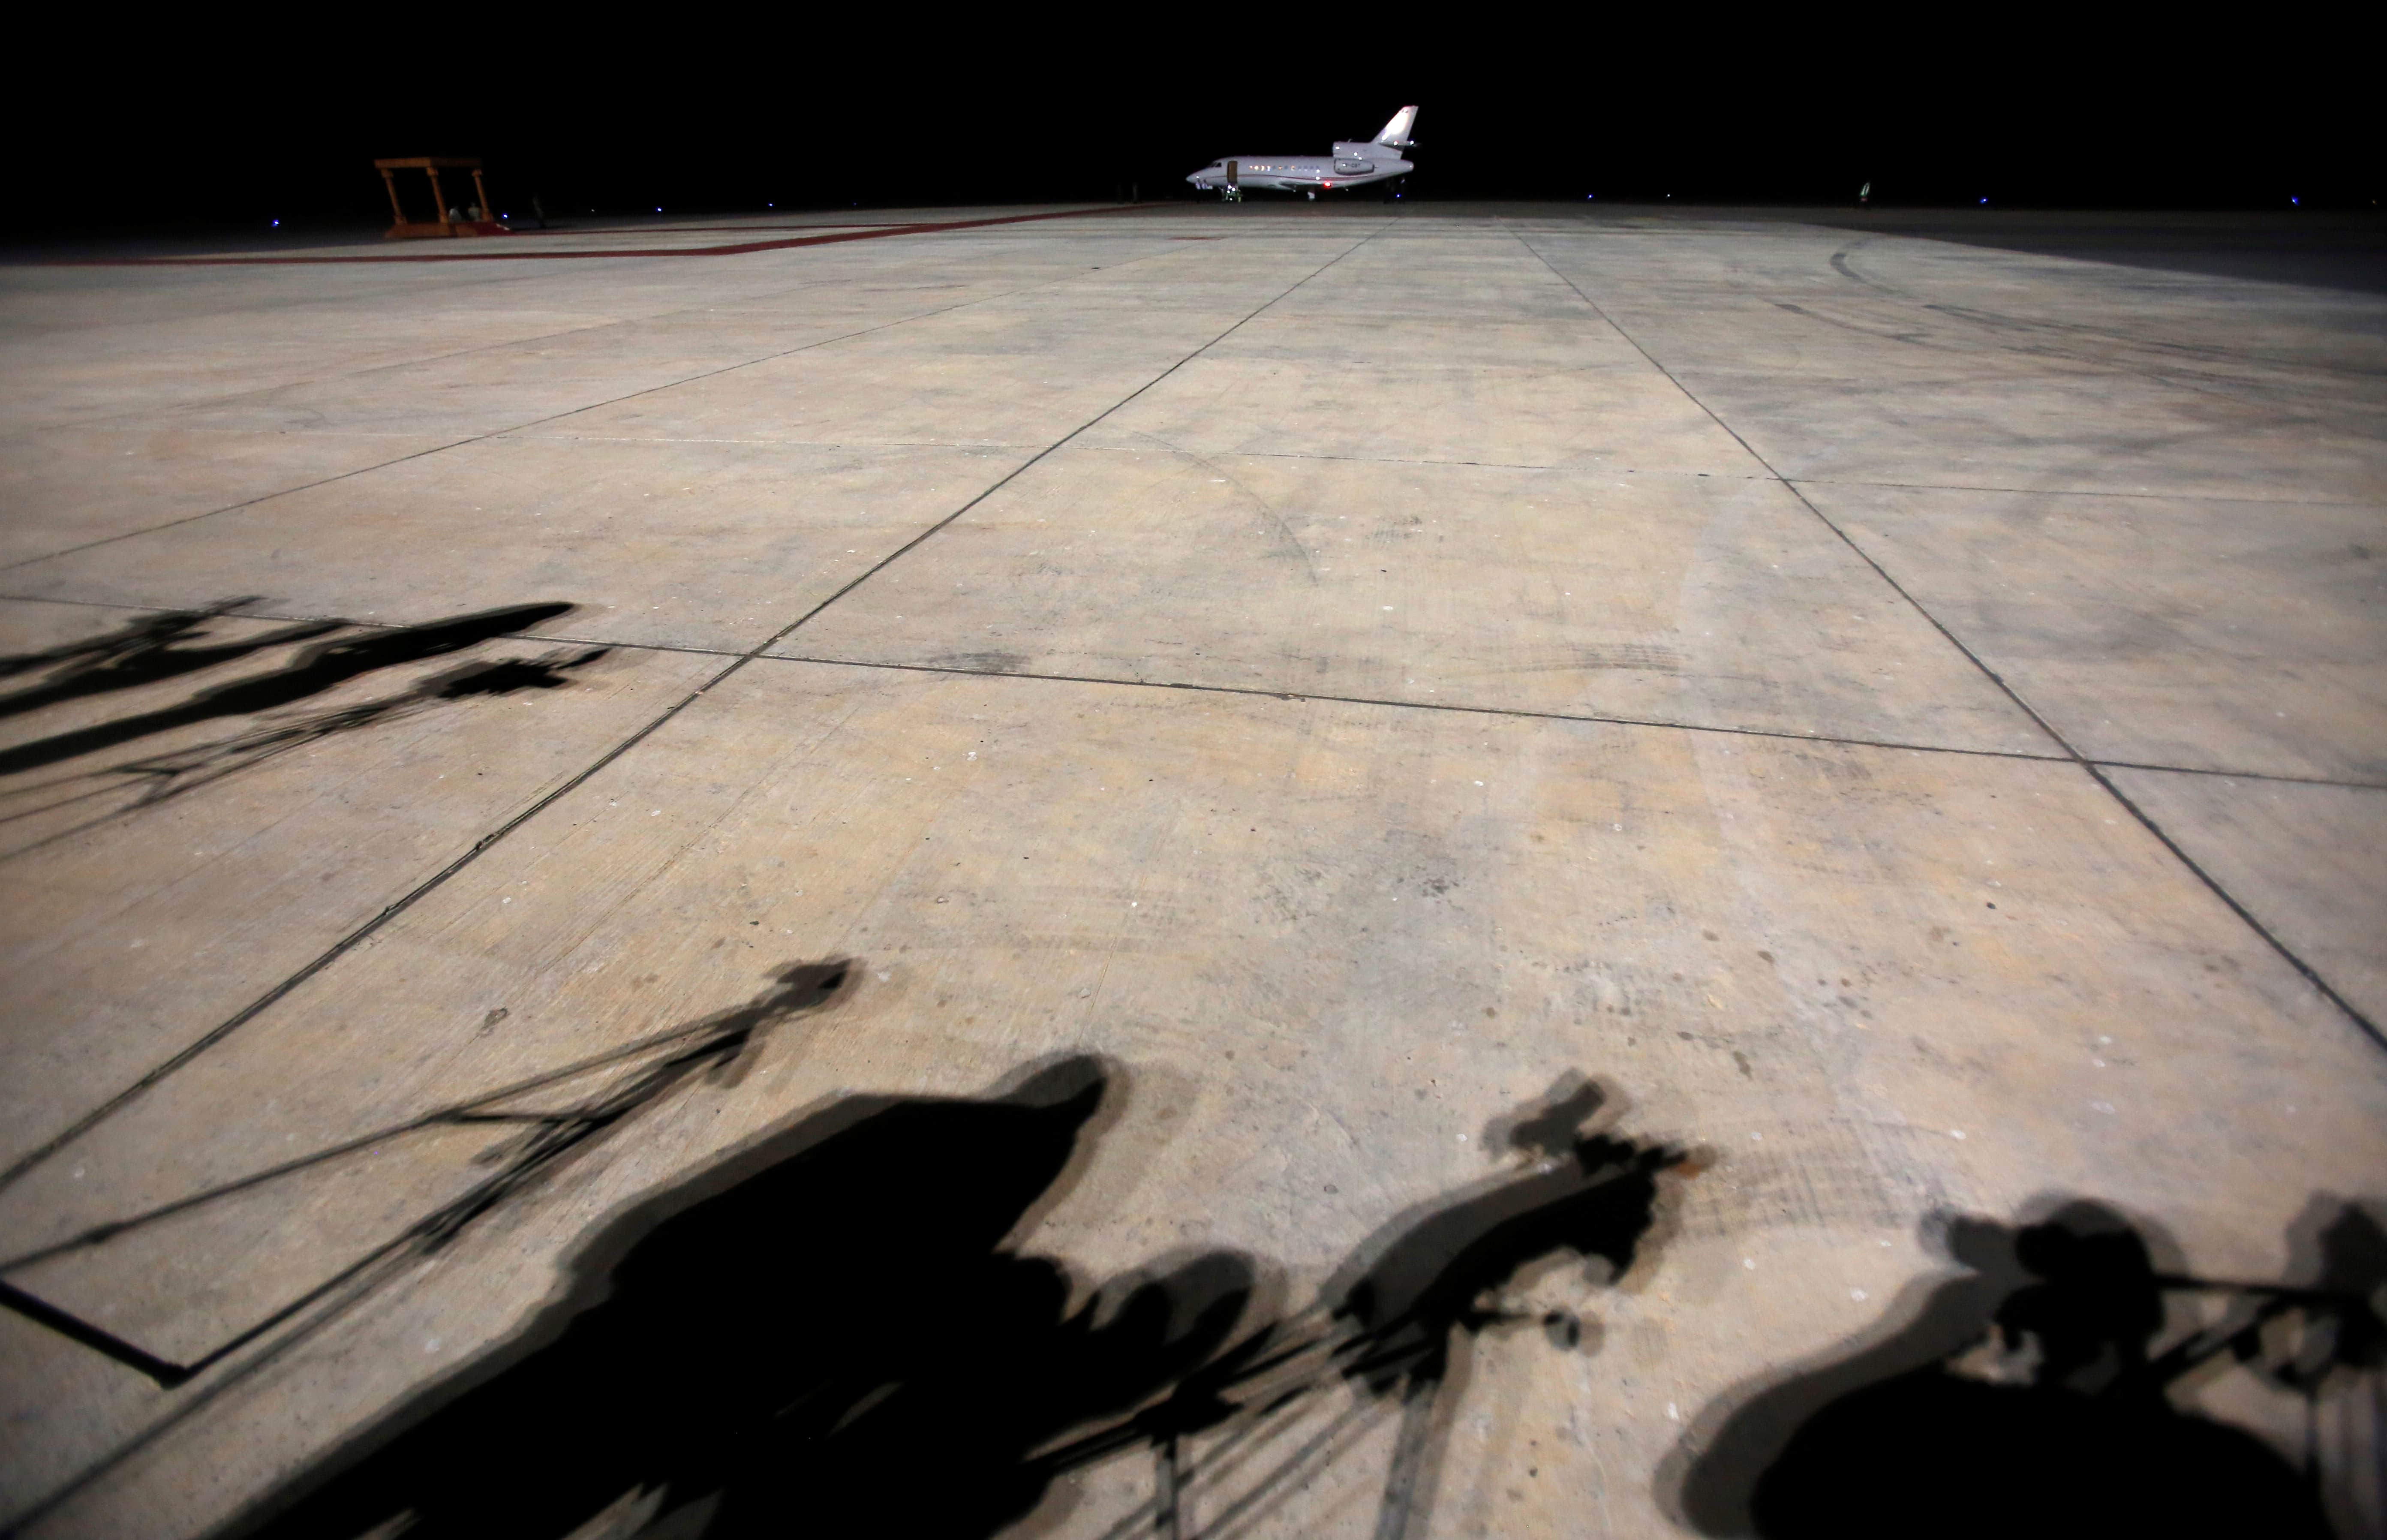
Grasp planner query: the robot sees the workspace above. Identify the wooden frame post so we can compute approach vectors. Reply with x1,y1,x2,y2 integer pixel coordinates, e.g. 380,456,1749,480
376,158,509,239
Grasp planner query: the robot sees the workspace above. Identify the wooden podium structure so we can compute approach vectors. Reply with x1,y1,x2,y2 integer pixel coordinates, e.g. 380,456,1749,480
376,157,510,239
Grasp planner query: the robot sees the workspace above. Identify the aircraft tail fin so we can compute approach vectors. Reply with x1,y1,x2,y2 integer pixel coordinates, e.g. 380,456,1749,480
1373,105,1418,149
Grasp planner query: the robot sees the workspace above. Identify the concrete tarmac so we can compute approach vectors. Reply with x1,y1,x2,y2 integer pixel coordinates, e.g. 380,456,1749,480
1,203,2381,1537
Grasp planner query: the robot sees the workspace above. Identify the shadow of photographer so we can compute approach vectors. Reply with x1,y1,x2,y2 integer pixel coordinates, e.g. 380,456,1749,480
1665,1196,2385,1539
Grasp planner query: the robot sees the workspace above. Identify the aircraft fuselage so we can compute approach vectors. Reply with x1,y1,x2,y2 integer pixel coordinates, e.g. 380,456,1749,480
1187,143,1413,196
1188,110,1419,199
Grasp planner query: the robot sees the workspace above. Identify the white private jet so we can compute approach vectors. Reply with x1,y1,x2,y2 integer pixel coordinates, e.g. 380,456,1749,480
1187,106,1417,201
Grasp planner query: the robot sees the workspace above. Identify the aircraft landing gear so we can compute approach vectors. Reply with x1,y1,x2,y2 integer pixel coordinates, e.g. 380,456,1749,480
1305,190,1317,201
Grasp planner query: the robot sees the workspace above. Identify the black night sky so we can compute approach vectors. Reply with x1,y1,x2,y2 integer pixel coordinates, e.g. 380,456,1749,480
13,21,2381,238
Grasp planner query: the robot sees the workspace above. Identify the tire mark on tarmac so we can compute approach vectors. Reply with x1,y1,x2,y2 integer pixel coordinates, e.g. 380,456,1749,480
0,234,1205,574
1830,243,2387,389
0,224,1395,1195
48,205,1172,267
1516,230,2387,1056
21,594,2370,792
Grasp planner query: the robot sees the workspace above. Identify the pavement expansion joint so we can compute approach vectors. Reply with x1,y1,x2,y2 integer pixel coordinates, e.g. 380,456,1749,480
1518,229,2385,1052
1786,476,2387,508
0,243,1212,577
12,598,2373,790
0,225,1393,1192
3,204,2381,1540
